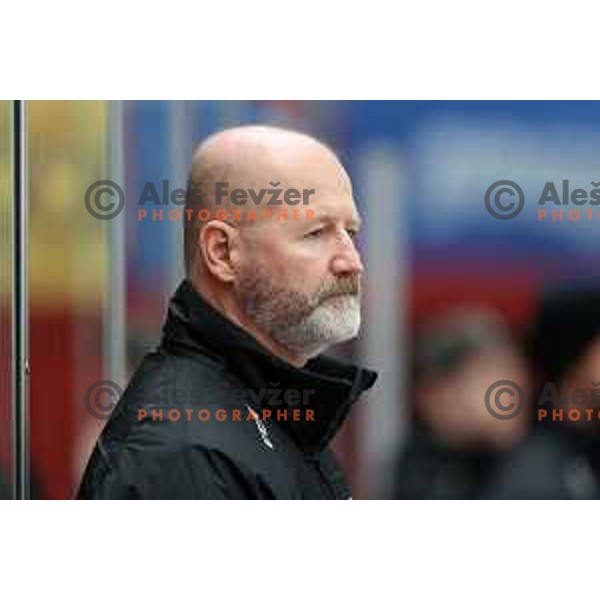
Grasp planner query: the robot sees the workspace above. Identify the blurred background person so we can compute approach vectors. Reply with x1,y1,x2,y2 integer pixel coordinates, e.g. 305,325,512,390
393,309,531,499
491,288,600,499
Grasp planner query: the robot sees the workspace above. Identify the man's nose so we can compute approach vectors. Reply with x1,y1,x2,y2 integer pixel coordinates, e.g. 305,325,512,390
330,232,364,276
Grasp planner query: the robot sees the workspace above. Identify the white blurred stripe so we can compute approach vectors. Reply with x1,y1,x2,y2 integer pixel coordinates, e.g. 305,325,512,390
104,101,126,388
358,143,407,498
167,101,192,295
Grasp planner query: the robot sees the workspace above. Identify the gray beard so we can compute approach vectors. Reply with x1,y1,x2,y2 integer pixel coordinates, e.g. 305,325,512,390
234,269,362,359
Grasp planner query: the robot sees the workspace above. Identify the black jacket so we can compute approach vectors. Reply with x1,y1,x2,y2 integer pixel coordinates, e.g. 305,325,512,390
78,280,378,499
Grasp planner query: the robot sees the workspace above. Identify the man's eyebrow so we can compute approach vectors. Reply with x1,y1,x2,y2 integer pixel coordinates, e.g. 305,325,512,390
308,214,362,228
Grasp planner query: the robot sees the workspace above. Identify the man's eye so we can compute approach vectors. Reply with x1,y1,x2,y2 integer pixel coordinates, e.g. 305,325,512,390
346,229,358,239
305,228,325,238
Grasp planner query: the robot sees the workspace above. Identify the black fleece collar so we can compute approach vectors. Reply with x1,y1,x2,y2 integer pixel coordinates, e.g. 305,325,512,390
161,279,378,455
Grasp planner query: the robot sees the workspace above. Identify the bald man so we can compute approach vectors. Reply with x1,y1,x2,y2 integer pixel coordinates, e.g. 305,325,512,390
78,126,378,500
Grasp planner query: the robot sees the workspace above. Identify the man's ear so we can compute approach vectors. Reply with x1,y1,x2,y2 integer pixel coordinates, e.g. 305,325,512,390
199,221,240,283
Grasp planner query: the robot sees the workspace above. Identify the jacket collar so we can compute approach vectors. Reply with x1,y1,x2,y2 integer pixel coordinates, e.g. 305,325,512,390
161,279,378,455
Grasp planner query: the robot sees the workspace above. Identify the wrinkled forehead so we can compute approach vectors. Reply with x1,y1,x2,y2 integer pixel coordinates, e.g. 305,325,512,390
192,127,355,202
229,139,353,197
226,143,360,231
241,187,361,242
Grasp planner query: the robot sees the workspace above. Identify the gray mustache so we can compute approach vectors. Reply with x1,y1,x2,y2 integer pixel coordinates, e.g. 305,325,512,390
315,278,361,303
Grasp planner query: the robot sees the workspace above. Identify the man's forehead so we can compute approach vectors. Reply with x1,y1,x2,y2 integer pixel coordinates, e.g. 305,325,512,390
263,193,361,234
312,208,362,228
229,152,351,193
192,126,352,199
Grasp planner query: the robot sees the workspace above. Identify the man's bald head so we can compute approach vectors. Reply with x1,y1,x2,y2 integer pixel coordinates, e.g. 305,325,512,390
183,125,348,276
181,124,363,366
